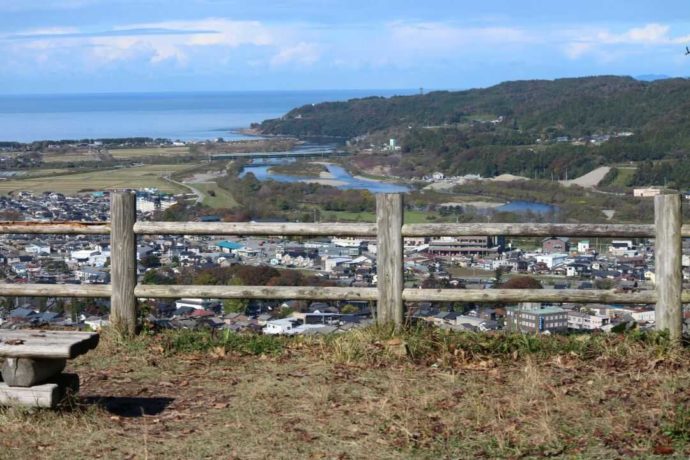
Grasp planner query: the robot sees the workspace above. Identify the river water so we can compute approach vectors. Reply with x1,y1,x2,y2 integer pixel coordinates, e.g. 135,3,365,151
240,162,411,193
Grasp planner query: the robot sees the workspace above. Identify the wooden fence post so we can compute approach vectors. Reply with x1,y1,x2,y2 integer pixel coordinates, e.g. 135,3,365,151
654,194,682,341
110,191,137,337
376,193,404,326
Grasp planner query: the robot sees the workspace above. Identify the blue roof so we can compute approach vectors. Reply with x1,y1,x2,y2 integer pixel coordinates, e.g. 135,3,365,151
217,241,243,250
10,307,36,318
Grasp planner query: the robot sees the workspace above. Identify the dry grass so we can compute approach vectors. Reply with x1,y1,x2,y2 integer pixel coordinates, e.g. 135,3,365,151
1,328,689,459
0,163,204,195
108,147,191,159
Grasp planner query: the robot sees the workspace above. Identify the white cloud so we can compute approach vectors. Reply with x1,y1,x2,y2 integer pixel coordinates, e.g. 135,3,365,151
2,18,312,67
563,23,690,60
564,42,594,59
270,42,321,67
387,21,533,53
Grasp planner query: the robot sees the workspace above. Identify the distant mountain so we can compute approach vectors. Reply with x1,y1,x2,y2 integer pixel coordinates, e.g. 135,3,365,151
635,74,672,81
258,75,690,139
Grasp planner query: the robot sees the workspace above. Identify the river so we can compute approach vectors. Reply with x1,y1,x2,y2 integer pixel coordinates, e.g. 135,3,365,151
240,162,411,193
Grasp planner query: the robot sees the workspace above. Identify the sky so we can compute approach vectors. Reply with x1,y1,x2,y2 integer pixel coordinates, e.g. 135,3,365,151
2,0,690,94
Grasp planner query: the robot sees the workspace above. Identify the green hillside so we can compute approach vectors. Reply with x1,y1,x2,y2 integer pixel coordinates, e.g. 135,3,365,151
257,76,690,186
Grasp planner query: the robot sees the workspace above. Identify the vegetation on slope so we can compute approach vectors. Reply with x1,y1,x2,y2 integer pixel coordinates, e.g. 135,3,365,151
258,76,690,186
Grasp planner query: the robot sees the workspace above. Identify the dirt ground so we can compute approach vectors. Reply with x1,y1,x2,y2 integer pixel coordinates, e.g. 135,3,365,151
1,332,690,459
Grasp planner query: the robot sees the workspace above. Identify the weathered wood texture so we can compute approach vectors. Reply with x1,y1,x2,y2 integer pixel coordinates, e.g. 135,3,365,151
403,288,658,304
134,221,377,236
0,330,99,359
2,358,66,387
402,223,660,238
0,283,110,298
111,192,138,337
376,194,404,326
655,194,683,340
136,285,378,301
0,221,110,234
0,373,79,408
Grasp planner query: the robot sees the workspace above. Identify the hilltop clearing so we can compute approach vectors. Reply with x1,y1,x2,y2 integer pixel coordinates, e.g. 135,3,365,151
2,328,689,459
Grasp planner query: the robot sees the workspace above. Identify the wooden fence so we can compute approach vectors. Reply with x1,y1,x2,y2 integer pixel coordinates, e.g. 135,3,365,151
0,192,686,340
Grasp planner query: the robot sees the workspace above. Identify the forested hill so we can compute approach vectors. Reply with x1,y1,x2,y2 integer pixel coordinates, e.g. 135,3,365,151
257,76,690,187
257,76,690,141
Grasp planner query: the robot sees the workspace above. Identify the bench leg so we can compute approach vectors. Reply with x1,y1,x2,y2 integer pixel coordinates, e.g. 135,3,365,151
1,358,67,387
0,373,80,408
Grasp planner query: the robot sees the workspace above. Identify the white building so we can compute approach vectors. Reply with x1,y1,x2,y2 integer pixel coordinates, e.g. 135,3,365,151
609,240,634,256
568,311,610,330
535,253,568,269
25,244,51,255
323,257,353,272
332,237,362,248
577,240,590,253
633,188,662,198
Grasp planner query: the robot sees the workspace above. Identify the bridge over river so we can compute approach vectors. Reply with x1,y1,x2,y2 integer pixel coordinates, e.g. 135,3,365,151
210,149,348,160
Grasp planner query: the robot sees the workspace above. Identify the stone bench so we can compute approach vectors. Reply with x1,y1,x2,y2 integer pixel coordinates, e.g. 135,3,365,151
0,330,99,408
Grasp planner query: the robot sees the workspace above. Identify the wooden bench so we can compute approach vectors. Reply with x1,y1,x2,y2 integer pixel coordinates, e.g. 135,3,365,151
0,330,99,408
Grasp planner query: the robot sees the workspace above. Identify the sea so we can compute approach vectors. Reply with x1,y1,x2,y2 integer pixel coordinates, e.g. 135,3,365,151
0,90,414,143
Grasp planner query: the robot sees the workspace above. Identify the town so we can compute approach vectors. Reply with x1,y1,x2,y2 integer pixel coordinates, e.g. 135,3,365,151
1,188,684,337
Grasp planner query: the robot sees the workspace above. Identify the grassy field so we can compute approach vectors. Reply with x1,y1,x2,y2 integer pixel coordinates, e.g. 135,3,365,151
610,167,637,188
0,163,203,195
1,327,688,459
41,147,192,164
320,209,452,224
108,146,191,159
192,182,239,209
42,153,96,163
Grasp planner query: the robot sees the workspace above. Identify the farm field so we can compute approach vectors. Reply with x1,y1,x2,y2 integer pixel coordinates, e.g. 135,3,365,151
108,146,191,159
42,152,96,163
0,163,203,195
41,146,192,163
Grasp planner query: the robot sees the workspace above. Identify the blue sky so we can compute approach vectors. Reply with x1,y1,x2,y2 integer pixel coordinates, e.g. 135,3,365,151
2,0,690,94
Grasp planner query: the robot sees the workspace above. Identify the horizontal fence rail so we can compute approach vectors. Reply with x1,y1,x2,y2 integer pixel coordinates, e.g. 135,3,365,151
403,288,663,304
0,221,111,235
0,191,686,340
133,222,378,236
135,285,379,301
0,283,111,298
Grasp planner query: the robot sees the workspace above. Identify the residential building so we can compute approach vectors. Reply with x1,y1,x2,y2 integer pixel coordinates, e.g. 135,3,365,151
505,306,568,333
568,311,610,330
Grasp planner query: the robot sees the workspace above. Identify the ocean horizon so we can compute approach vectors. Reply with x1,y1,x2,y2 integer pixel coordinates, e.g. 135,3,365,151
0,89,416,143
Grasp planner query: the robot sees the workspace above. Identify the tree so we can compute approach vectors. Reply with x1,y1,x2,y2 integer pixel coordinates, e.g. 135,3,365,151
500,276,543,289
223,298,248,314
141,254,161,268
340,304,359,314
494,267,505,286
223,277,249,314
